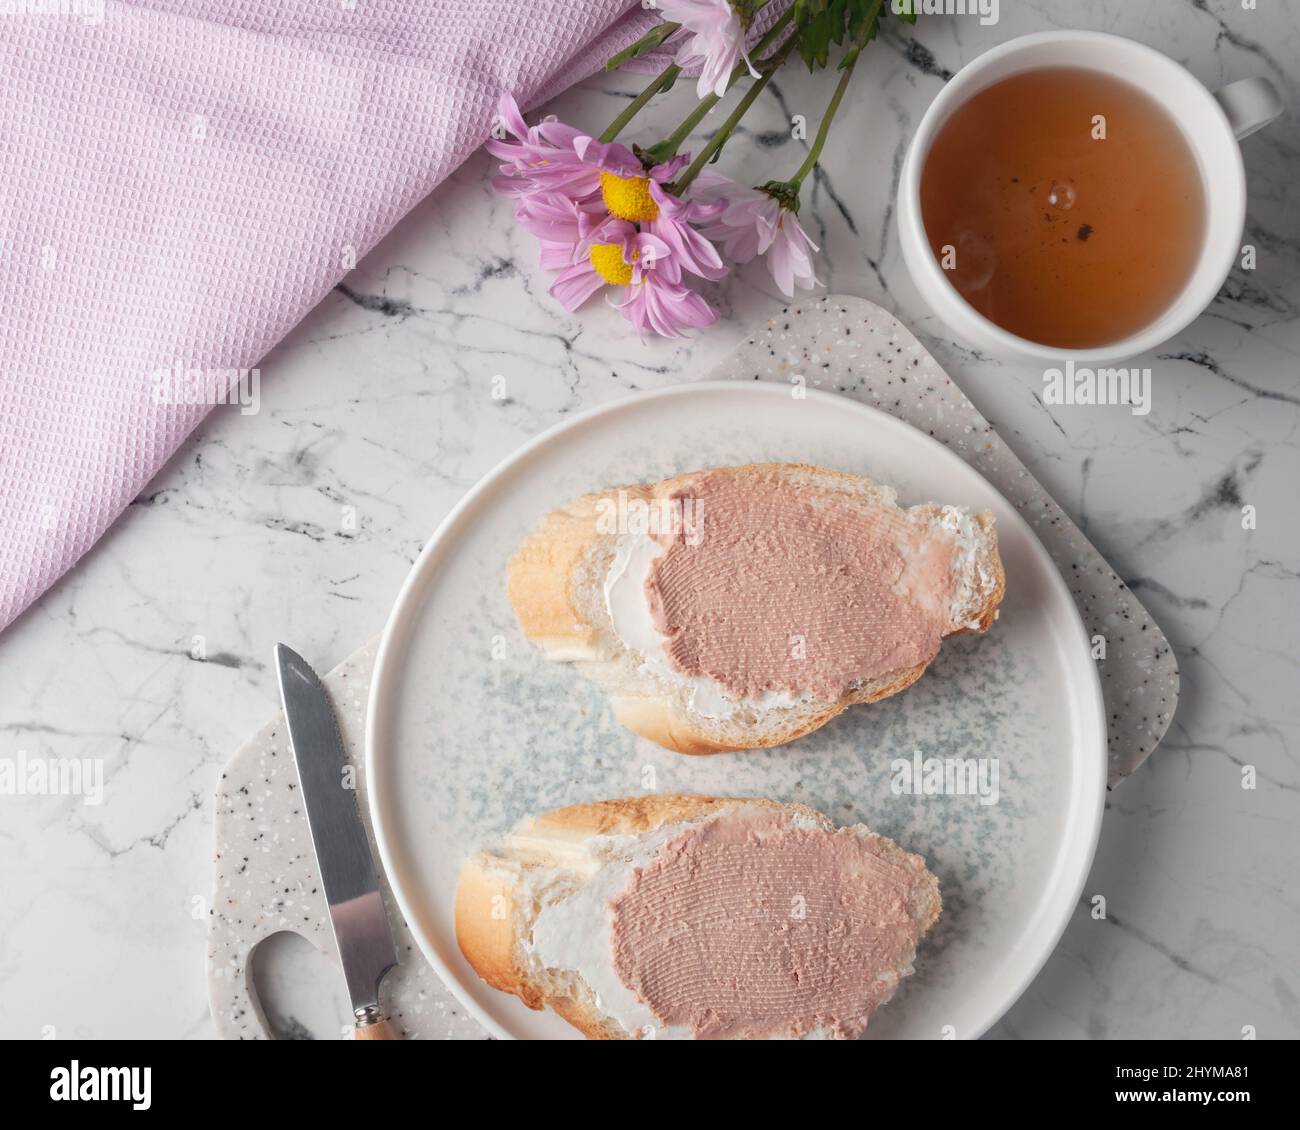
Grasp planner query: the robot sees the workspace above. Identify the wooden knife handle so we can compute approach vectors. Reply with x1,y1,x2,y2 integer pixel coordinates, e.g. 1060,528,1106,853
354,1017,399,1040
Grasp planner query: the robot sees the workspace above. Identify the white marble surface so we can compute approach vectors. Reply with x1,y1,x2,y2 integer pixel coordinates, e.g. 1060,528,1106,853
1,1,1297,1040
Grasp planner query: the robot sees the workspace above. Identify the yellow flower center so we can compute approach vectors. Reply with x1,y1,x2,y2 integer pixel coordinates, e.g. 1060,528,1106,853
600,171,659,223
590,243,635,286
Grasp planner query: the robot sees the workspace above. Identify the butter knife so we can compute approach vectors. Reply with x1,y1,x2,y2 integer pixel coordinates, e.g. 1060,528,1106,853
275,643,399,1041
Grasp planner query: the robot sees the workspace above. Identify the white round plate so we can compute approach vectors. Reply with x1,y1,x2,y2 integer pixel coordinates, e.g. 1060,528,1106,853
367,380,1106,1041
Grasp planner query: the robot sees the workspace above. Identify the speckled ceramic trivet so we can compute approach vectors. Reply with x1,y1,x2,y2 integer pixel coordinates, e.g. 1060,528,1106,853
207,294,1177,1039
207,637,488,1041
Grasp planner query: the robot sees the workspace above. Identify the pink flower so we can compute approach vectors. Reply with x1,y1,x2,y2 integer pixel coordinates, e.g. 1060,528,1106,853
696,172,820,297
613,271,718,339
658,0,758,99
573,143,727,284
486,94,600,199
549,223,715,339
648,178,727,282
764,211,819,297
571,135,645,180
692,171,765,259
547,218,640,311
548,255,613,313
487,95,723,339
511,191,609,271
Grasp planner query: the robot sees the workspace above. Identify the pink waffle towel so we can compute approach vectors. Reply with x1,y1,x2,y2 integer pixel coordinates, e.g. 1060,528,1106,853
0,0,660,634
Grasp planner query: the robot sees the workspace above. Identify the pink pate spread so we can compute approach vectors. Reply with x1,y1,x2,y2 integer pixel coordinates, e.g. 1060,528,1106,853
644,471,960,699
609,807,930,1039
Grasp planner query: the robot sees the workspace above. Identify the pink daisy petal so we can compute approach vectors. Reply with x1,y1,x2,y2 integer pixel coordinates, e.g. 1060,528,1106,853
549,262,606,312
658,0,758,100
572,135,644,178
611,272,717,339
648,154,690,183
487,94,602,199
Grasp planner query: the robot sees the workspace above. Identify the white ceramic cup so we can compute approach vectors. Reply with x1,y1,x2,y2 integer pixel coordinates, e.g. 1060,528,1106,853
897,31,1283,365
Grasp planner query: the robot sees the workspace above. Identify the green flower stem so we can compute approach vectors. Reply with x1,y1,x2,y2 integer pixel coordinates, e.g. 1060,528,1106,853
599,63,682,143
671,66,776,194
624,2,796,163
655,91,722,161
787,61,853,187
788,0,882,188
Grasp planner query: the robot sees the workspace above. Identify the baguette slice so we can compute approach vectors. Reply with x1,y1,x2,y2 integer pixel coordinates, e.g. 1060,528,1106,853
508,462,1004,754
455,795,942,1041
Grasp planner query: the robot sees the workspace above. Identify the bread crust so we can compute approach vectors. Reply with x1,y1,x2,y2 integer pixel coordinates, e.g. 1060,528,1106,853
454,795,941,1040
453,858,541,1009
506,463,1005,754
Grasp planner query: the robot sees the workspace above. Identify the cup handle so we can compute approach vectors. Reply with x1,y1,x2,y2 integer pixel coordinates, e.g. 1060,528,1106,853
1213,77,1284,141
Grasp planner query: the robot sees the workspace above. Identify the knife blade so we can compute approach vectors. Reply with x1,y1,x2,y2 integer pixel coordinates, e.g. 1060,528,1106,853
275,643,399,1040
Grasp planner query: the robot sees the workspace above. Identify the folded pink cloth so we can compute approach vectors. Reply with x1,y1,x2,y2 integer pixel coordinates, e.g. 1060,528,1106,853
0,0,662,634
